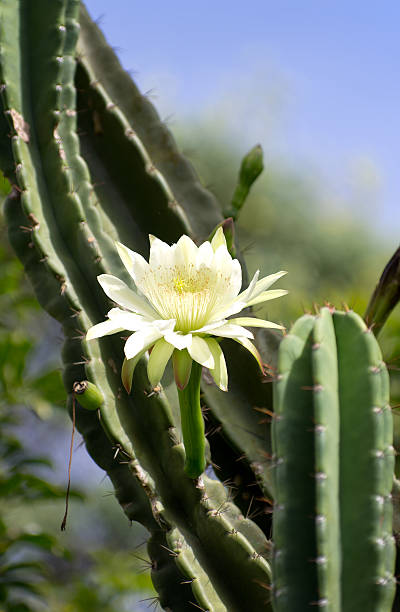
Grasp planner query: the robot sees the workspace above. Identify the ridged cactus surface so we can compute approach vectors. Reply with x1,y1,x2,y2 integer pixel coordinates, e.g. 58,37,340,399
0,1,276,609
272,308,395,612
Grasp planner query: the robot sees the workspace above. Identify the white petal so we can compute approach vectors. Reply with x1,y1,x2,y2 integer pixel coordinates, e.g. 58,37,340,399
206,323,254,340
97,274,156,318
246,289,288,307
107,308,148,331
174,234,198,267
247,271,288,301
206,338,228,391
188,336,215,368
196,241,213,268
152,319,176,333
149,236,173,268
212,300,248,320
124,327,164,360
147,338,174,387
193,319,228,334
86,319,124,340
210,226,226,252
229,317,285,330
213,244,233,277
228,258,242,300
116,242,150,288
233,337,264,373
164,330,193,350
235,270,260,303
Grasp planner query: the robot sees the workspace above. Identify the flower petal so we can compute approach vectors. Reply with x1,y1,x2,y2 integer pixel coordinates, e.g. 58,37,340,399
246,289,288,307
227,258,242,300
107,308,148,331
212,300,248,320
172,349,193,389
233,337,264,374
229,317,285,330
196,241,213,268
86,319,124,340
174,234,198,267
193,319,228,334
147,338,174,387
164,330,193,350
149,235,173,268
213,244,233,277
115,242,150,289
247,271,288,301
97,274,156,318
124,327,164,360
205,338,228,391
235,269,260,303
210,226,226,252
188,336,215,368
206,323,254,340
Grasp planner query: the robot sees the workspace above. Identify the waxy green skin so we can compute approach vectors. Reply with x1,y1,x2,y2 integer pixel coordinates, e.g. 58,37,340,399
0,1,275,609
272,308,395,612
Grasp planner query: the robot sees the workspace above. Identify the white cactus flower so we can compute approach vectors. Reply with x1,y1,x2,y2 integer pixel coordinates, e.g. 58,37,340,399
86,229,287,393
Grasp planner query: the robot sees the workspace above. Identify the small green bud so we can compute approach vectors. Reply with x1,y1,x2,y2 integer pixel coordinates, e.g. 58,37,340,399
224,144,264,220
239,143,264,185
72,380,104,410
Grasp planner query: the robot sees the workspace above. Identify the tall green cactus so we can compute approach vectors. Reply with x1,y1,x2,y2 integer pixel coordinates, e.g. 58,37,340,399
272,307,395,611
0,2,397,611
0,1,277,609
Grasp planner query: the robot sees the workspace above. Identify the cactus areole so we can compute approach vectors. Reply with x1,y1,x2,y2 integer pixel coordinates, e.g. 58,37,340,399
87,228,287,477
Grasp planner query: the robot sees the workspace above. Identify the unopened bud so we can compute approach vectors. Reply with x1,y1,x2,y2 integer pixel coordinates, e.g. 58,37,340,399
224,144,264,220
72,380,104,410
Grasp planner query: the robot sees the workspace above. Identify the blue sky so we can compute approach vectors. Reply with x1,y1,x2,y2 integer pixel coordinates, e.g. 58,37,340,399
85,1,400,238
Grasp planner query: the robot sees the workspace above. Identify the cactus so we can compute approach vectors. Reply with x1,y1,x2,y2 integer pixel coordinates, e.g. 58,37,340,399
0,1,397,611
0,1,277,609
272,307,395,611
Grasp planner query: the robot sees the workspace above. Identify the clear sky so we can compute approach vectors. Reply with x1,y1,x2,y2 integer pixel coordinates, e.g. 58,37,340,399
85,0,400,238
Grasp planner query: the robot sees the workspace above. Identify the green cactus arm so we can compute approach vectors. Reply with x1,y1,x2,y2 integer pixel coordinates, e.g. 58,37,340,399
311,308,341,610
74,54,193,247
272,314,320,611
0,2,224,607
272,309,395,612
333,310,396,611
1,2,275,608
149,527,227,612
77,4,222,240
